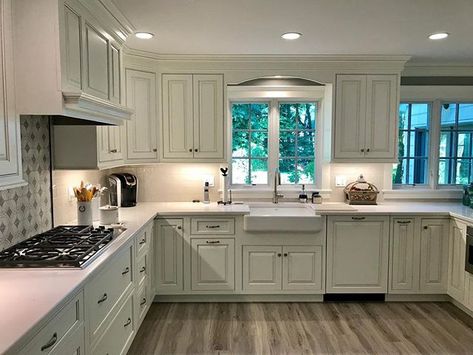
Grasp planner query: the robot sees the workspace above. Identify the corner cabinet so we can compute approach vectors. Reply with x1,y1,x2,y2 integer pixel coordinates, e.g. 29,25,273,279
0,0,22,188
125,69,158,161
162,74,224,161
333,74,398,162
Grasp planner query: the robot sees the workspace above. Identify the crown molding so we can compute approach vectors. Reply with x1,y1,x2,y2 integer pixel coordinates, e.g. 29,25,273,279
123,48,411,64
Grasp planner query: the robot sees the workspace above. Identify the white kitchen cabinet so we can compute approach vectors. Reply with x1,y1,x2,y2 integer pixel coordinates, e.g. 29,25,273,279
193,75,224,159
155,219,184,294
125,69,158,161
0,0,22,188
282,246,323,292
18,291,84,355
448,219,467,302
242,245,323,293
242,246,282,292
333,74,398,162
162,74,224,160
13,0,132,124
191,238,235,291
419,219,449,293
162,74,194,159
327,216,389,293
98,126,123,163
389,218,418,293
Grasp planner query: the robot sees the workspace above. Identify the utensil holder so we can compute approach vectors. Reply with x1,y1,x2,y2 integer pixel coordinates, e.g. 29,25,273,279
77,201,93,225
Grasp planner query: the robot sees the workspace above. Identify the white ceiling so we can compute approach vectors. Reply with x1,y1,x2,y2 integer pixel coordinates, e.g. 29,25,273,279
113,0,473,62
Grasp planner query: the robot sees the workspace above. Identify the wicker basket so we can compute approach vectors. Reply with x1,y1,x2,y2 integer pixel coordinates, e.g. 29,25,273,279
344,175,379,205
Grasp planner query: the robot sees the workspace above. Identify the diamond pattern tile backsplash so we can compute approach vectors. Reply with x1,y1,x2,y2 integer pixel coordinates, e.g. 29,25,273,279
0,116,52,251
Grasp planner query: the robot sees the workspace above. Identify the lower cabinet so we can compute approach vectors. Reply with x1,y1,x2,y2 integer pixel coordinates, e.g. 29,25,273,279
326,216,389,293
448,219,467,302
18,291,84,355
91,292,135,355
389,217,450,295
242,245,323,293
420,219,450,293
155,218,184,294
191,238,235,291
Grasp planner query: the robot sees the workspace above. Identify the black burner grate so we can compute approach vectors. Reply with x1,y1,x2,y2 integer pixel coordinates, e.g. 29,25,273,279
0,225,114,268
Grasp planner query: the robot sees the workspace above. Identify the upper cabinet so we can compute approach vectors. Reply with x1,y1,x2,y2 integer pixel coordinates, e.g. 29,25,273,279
13,0,132,124
162,74,224,161
333,74,398,162
0,0,22,188
125,69,158,161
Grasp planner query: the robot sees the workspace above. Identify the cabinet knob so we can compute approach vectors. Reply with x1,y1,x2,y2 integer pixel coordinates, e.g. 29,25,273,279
153,148,157,152
277,253,282,257
284,253,288,257
189,148,193,152
423,226,428,230
360,148,365,153
366,148,370,153
110,149,118,153
177,225,182,230
194,149,198,152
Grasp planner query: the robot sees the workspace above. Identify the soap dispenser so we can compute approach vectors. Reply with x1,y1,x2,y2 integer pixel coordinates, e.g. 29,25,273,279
203,182,210,204
299,184,308,203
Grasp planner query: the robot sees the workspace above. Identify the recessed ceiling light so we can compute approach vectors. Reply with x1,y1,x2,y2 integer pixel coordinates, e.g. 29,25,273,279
428,32,449,40
281,32,302,40
135,32,154,40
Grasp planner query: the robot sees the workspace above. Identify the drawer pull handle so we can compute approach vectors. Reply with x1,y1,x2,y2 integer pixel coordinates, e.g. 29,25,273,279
140,298,147,306
397,220,411,224
122,267,130,275
140,266,146,273
124,317,132,327
206,225,221,229
352,216,365,220
110,149,118,153
206,240,220,244
40,332,57,351
98,293,108,304
139,239,146,245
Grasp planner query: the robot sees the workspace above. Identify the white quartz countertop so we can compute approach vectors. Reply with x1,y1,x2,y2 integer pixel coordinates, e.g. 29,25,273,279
2,200,473,353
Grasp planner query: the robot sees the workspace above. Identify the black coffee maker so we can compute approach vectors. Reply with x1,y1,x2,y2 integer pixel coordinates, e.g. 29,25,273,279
108,173,137,207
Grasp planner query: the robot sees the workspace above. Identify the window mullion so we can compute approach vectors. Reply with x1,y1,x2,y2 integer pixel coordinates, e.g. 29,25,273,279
268,99,279,187
430,100,441,189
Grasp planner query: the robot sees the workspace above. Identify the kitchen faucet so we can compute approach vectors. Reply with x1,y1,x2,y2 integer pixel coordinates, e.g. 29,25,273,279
273,169,284,204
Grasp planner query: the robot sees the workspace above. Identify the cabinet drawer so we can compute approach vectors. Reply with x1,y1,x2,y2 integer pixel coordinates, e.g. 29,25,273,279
136,225,151,256
136,281,149,325
19,292,83,355
136,252,149,286
191,218,235,235
86,244,133,342
92,292,135,355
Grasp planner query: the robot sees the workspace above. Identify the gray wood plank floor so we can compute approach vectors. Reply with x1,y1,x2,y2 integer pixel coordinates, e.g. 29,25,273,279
127,302,473,354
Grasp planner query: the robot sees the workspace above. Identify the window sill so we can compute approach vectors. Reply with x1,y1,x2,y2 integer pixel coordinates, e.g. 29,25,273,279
221,188,332,200
383,188,462,201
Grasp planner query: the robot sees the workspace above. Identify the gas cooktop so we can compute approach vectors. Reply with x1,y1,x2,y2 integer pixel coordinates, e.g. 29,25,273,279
0,225,115,268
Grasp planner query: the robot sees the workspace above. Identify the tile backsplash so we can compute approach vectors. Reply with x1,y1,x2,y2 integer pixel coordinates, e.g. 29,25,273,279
0,116,52,251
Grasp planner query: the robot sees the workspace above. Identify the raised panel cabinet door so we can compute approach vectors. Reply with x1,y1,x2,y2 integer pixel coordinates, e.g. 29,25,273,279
162,74,194,158
364,75,398,159
448,219,467,302
465,274,473,311
155,219,184,293
191,238,235,291
83,23,109,100
193,74,224,159
333,74,366,159
109,44,121,104
108,125,123,160
49,325,84,355
327,216,389,293
389,218,418,293
62,4,82,90
125,69,158,160
242,246,282,292
282,246,323,292
420,219,449,293
97,126,111,161
0,0,21,183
